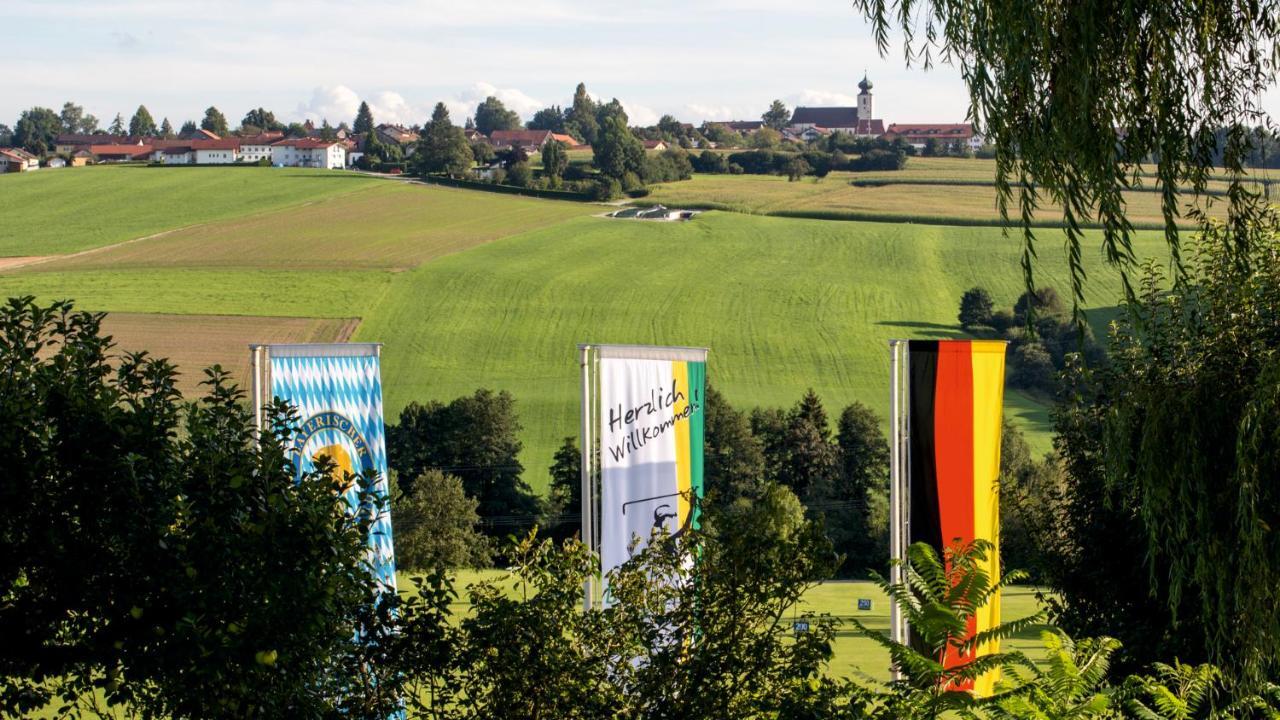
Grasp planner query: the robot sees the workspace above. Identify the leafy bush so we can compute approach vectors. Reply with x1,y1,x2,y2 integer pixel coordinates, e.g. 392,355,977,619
0,298,401,719
849,148,908,171
392,470,491,570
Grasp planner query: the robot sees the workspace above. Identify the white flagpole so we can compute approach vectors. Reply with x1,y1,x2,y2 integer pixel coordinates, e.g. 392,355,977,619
888,339,910,677
579,344,594,610
250,345,265,440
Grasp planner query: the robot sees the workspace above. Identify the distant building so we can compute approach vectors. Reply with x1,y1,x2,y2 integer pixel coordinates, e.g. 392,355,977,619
180,127,220,141
0,147,39,172
55,133,125,154
46,157,66,168
881,123,981,150
270,138,346,169
89,144,155,162
488,129,578,152
375,124,417,146
715,120,764,134
641,139,668,151
789,75,883,136
191,138,241,164
69,149,93,166
238,132,284,163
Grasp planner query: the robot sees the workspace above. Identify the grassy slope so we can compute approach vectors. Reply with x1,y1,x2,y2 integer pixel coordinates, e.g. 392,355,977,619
40,181,599,272
0,166,385,257
644,170,1222,226
358,212,1168,490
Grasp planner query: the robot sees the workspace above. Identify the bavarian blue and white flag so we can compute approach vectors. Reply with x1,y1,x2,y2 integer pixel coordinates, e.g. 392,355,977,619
267,343,397,594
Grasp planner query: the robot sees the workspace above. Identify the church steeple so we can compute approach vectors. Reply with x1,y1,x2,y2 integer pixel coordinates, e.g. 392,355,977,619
857,73,874,120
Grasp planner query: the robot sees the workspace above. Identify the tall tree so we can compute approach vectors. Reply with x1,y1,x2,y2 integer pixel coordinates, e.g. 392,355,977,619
854,0,1280,318
777,390,839,499
387,388,538,534
761,99,791,130
391,470,491,570
240,107,281,132
128,105,156,137
543,436,582,541
703,385,765,504
108,113,126,135
1049,218,1280,683
200,106,228,136
473,96,522,135
78,114,100,134
413,102,473,178
159,117,174,139
320,119,336,141
527,105,565,132
179,119,197,136
0,124,12,146
540,139,569,184
59,102,84,133
352,101,375,135
592,113,643,181
564,82,599,145
12,107,62,154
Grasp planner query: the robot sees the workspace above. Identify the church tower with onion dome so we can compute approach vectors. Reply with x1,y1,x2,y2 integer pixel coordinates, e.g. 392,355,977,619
857,74,874,122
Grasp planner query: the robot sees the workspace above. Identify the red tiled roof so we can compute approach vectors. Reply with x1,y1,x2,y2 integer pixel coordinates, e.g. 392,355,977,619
56,133,126,145
0,149,28,162
163,146,193,155
882,123,974,139
239,132,284,145
190,139,242,150
272,138,342,149
489,130,552,145
89,144,154,158
549,133,577,145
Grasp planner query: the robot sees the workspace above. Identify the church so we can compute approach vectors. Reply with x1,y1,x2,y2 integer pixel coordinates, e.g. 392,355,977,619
788,75,885,137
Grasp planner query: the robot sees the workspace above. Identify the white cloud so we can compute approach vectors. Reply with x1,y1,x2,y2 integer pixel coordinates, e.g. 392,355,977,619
295,85,361,124
684,103,738,123
619,99,659,126
441,82,546,123
368,91,421,127
786,89,859,107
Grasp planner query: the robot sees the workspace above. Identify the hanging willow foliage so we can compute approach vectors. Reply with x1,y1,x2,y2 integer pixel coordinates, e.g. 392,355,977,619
852,0,1279,320
1091,211,1280,683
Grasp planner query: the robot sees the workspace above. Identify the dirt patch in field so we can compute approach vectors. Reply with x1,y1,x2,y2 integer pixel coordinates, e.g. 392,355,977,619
101,313,360,398
0,256,50,271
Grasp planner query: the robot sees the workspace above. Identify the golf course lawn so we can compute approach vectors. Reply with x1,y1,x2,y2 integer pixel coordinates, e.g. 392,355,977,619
411,569,1052,685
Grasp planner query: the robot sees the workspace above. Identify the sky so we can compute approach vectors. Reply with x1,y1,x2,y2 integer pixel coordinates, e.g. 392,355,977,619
2,0,1277,132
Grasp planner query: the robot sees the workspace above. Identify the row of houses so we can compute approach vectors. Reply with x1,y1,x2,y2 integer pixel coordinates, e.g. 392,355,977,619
44,130,352,169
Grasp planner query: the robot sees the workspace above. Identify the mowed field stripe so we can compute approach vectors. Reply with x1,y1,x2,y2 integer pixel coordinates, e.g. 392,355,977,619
28,182,601,273
101,312,360,397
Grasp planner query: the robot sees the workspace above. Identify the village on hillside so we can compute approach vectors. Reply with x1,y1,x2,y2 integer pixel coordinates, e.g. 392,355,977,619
0,76,980,173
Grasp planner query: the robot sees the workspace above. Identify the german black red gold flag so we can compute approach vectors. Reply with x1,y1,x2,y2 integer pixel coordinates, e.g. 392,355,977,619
907,339,1006,695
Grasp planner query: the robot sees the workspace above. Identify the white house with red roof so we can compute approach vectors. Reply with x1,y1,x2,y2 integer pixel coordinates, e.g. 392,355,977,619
0,147,39,172
239,132,284,163
881,123,982,151
270,138,346,169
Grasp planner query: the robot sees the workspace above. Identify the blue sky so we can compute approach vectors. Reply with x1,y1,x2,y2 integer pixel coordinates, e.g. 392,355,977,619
2,0,1276,131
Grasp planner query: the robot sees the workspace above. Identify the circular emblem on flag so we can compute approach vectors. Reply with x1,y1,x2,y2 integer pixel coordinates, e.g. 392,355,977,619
289,411,374,487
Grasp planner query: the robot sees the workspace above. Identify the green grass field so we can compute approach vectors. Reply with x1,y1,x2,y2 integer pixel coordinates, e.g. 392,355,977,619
643,170,1223,227
357,212,1165,482
0,166,1173,488
0,166,385,257
409,569,1052,685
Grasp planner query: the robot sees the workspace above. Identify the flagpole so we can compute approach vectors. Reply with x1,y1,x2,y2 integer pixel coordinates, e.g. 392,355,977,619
888,339,909,678
250,344,265,441
579,343,594,611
